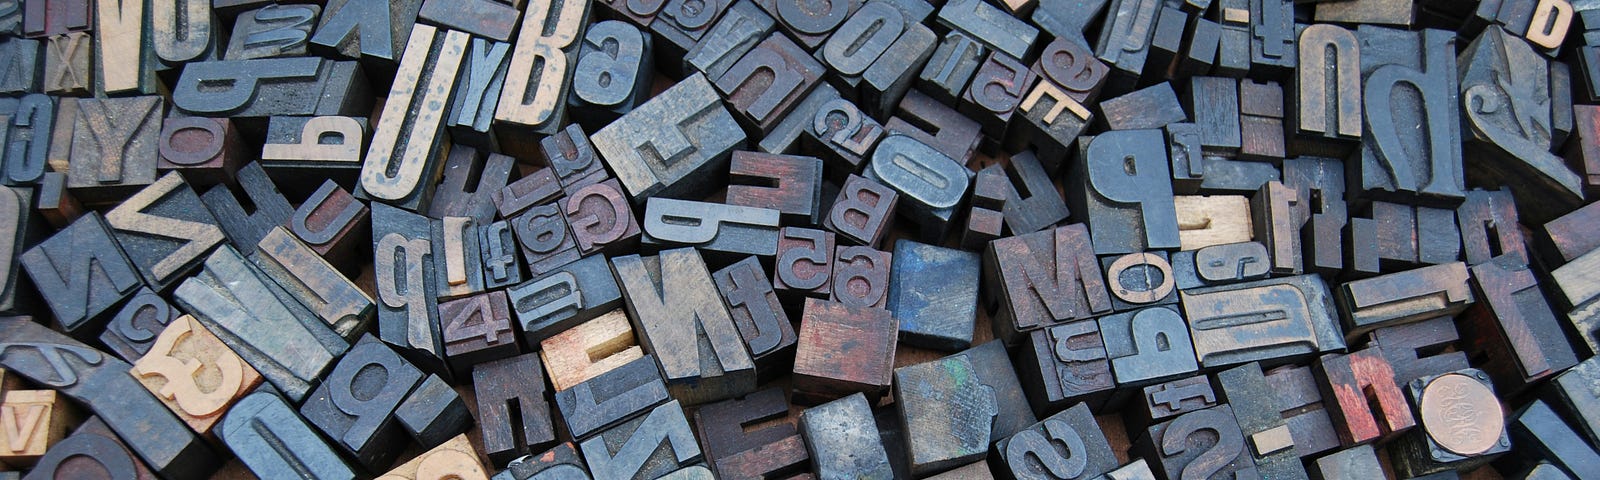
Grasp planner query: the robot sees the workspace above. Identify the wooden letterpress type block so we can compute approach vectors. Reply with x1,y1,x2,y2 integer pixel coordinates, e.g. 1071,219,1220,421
1460,26,1583,223
1173,195,1251,251
66,96,162,205
512,254,623,345
418,0,517,42
858,17,934,121
219,390,357,479
1098,306,1198,385
447,37,510,150
864,135,969,241
1183,76,1242,157
1315,0,1415,25
684,0,772,80
1547,357,1600,447
0,186,40,317
493,168,560,219
596,0,665,27
430,147,513,224
615,249,755,405
1017,320,1114,414
2,94,51,187
935,0,1036,61
569,20,652,129
996,403,1119,480
25,416,163,480
579,400,702,480
753,0,859,51
0,389,76,467
1211,0,1251,77
1336,262,1474,337
1311,445,1383,480
1314,347,1415,446
712,256,795,381
1461,254,1579,393
640,198,780,262
300,334,422,473
1565,104,1600,198
959,52,1033,138
369,203,444,375
830,245,890,310
99,288,176,363
886,240,978,350
481,219,524,290
497,443,589,479
823,174,896,248
310,0,426,82
592,74,745,202
174,246,349,403
793,298,896,404
171,57,371,120
959,340,1039,442
1541,200,1600,266
434,216,485,300
1249,0,1295,78
1135,405,1259,480
1389,369,1511,477
554,354,668,441
359,24,466,212
1508,400,1600,477
1291,24,1361,157
481,0,587,146
1131,376,1218,430
1281,157,1347,277
919,31,987,106
1100,82,1190,131
1033,35,1108,106
1238,80,1286,160
394,374,469,448
0,37,39,97
1264,365,1341,459
510,203,580,280
1353,27,1463,207
473,353,556,466
20,213,140,337
1215,363,1307,480
650,0,729,77
1368,316,1470,387
802,92,881,179
201,162,295,251
260,116,367,186
1013,75,1093,170
93,0,157,95
773,228,834,305
1073,129,1181,254
151,0,217,69
21,0,89,38
1093,0,1160,88
885,90,982,168
41,31,88,95
727,151,823,226
0,317,217,480
378,434,490,479
1180,275,1345,369
985,223,1110,343
132,314,262,435
894,354,998,475
439,290,518,379
1250,181,1300,275
1170,241,1271,290
287,179,369,268
1102,252,1177,311
156,117,244,187
538,309,643,392
961,166,1006,251
1167,125,1202,192
1144,5,1186,82
541,123,607,196
225,4,319,60
798,393,892,478
693,388,808,479
718,33,823,133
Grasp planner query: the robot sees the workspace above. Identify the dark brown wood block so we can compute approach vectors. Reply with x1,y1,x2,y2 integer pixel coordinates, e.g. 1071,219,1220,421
1461,254,1579,394
1367,316,1470,387
439,290,518,379
793,298,896,404
959,51,1033,138
830,245,889,310
693,388,808,479
822,174,897,248
157,116,245,187
540,123,607,196
1135,406,1258,480
1353,27,1463,207
287,179,369,269
202,162,295,252
510,203,581,279
1179,275,1345,369
429,147,513,224
984,223,1110,344
1016,320,1114,414
717,32,822,134
472,353,557,466
614,248,755,405
1291,24,1361,157
726,150,823,226
561,178,640,257
712,256,796,382
66,96,162,205
1314,347,1415,446
1336,262,1473,338
554,354,668,441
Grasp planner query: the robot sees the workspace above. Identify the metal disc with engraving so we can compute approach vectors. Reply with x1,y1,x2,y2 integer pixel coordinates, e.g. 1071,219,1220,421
1419,373,1504,456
